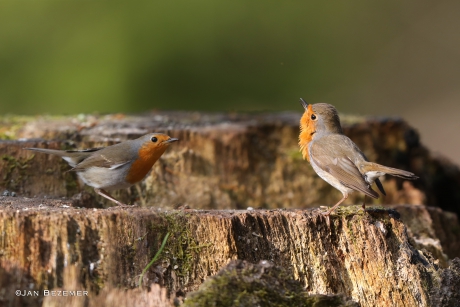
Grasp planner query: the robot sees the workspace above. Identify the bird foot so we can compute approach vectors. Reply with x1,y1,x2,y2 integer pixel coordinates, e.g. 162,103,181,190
359,205,368,214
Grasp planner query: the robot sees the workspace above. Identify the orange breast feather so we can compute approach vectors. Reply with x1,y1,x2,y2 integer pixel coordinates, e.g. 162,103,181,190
298,105,316,162
125,145,167,184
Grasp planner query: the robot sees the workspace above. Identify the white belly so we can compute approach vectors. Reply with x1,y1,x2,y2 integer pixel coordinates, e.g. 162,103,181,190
77,165,133,190
309,157,354,197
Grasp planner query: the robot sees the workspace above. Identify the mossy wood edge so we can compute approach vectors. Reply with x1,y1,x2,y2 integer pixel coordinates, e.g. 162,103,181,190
0,200,459,307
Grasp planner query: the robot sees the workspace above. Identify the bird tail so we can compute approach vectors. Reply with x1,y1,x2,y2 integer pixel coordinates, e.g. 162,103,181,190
367,162,418,180
24,147,69,157
24,147,101,167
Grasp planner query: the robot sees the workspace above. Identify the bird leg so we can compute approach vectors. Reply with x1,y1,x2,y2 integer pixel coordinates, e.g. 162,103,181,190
362,195,367,210
323,194,348,216
94,188,130,207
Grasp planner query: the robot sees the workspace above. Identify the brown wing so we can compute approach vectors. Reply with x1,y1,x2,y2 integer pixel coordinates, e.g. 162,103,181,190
69,142,134,172
310,136,379,199
375,178,386,195
69,153,131,172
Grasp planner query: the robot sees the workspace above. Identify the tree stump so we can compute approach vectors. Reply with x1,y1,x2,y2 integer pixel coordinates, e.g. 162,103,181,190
0,112,459,307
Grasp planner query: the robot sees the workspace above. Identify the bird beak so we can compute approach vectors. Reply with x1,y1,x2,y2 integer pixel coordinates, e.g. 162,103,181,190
164,138,179,144
299,98,308,110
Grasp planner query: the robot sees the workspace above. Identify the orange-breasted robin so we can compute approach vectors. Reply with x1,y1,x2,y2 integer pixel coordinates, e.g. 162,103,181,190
298,99,418,215
25,133,178,206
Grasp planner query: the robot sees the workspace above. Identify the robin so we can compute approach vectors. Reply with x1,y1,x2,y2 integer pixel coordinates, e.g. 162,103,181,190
25,133,178,207
298,99,418,215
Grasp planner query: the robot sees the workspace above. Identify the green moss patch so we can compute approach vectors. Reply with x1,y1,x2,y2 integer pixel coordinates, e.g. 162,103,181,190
184,260,358,307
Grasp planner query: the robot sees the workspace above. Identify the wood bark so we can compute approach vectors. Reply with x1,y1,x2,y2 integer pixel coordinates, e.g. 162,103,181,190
0,199,458,307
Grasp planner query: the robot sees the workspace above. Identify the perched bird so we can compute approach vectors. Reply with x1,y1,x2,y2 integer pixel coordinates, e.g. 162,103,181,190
25,133,178,206
298,99,417,215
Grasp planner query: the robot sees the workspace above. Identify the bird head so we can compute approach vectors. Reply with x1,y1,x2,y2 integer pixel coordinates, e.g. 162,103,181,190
124,133,179,184
136,133,179,159
298,99,343,160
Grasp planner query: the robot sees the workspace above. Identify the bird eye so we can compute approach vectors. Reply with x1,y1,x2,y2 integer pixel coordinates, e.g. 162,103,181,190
311,114,317,120
151,136,158,142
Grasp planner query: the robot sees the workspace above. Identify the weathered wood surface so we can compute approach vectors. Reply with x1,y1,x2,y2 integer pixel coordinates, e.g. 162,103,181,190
1,112,460,307
0,199,458,307
1,112,460,217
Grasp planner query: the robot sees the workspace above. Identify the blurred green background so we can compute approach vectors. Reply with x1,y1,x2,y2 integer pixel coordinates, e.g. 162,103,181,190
0,0,459,163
